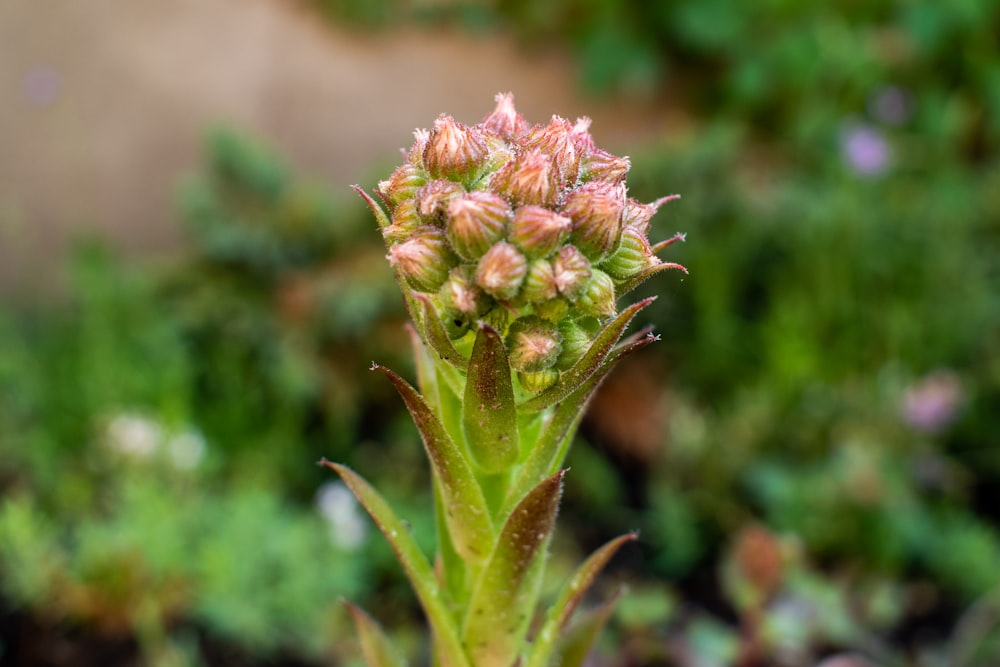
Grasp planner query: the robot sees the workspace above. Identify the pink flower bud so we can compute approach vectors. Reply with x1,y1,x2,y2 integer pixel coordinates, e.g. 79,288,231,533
475,241,528,301
423,114,489,183
563,181,626,261
445,191,511,260
490,149,560,207
551,245,592,301
581,148,630,183
438,265,493,317
521,258,558,303
576,269,617,319
417,179,466,222
523,115,580,186
509,205,572,258
387,226,457,292
506,315,562,372
479,92,529,140
622,194,679,236
378,162,427,207
382,198,422,245
599,226,658,280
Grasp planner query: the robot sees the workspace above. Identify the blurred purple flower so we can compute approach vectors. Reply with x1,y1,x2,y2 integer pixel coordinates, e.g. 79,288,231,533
901,370,963,434
869,85,913,126
840,122,891,176
22,66,63,107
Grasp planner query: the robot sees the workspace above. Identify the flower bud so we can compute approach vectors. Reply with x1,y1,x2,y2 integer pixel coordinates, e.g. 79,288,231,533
563,181,626,261
445,191,511,260
490,149,560,208
379,162,427,207
506,315,562,372
517,369,560,394
475,241,528,301
556,319,591,370
599,226,658,280
417,179,466,222
520,258,558,303
523,116,580,186
622,194,679,236
480,92,529,141
438,265,493,318
509,205,571,258
551,245,592,301
580,148,630,183
423,114,489,184
387,226,457,292
576,269,617,319
382,198,422,245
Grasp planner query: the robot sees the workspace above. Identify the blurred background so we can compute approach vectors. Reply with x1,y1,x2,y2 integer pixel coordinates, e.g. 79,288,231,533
1,1,999,666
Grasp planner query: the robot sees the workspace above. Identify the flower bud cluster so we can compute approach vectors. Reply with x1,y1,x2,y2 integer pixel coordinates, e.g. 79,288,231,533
376,93,681,392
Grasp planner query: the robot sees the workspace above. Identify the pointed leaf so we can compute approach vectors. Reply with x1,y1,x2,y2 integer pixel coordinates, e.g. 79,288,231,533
462,470,566,667
553,588,624,667
318,461,470,667
615,261,687,296
374,364,494,563
353,184,392,229
505,331,659,512
519,297,657,413
463,324,518,472
344,601,408,667
523,534,636,667
413,293,469,371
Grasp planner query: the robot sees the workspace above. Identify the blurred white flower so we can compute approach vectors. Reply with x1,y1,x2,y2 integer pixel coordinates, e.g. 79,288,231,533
104,413,162,459
166,430,207,470
840,122,891,176
316,480,367,550
901,369,963,434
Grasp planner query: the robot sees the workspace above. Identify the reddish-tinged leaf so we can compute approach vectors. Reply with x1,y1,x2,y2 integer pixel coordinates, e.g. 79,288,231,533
463,324,518,473
462,471,566,667
553,588,624,667
413,293,469,371
344,601,407,667
352,185,392,230
373,365,493,562
615,261,687,296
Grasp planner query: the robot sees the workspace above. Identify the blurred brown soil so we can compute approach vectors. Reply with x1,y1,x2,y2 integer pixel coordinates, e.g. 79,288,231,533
0,0,687,294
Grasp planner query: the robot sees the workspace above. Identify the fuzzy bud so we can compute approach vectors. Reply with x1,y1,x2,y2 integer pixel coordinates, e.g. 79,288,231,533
576,269,617,319
510,205,572,258
379,162,427,207
581,148,630,183
556,319,591,370
417,179,466,222
521,258,558,304
523,116,580,186
480,92,530,141
518,369,560,394
551,245,592,301
600,226,658,280
438,265,493,318
506,316,562,373
563,181,626,261
445,191,511,260
423,114,489,184
622,195,679,236
382,198,422,245
475,241,528,301
387,227,458,292
490,149,560,208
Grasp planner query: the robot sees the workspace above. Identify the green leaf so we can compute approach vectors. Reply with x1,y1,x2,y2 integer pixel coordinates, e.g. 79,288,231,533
463,323,519,473
319,461,470,667
344,601,408,667
519,297,657,413
462,470,566,667
553,588,624,667
414,293,469,371
373,365,494,563
523,533,637,667
505,329,659,513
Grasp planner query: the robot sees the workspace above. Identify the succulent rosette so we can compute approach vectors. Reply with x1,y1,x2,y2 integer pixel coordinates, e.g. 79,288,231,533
328,94,687,667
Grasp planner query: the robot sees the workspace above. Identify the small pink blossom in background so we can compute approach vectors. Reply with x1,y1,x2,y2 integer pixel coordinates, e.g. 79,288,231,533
840,122,891,176
22,66,62,107
901,369,964,434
